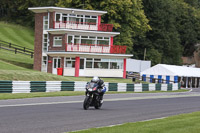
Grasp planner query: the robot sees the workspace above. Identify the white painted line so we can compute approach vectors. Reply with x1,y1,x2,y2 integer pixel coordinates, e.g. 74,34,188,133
0,94,200,108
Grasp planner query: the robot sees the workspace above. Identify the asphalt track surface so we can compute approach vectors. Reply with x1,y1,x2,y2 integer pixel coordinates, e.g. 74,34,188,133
0,88,200,133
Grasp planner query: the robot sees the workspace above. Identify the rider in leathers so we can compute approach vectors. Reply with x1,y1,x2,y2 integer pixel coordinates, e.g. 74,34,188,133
91,76,106,102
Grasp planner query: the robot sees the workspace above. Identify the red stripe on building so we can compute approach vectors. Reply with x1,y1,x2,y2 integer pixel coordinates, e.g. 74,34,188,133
75,57,80,77
97,16,101,31
123,58,126,79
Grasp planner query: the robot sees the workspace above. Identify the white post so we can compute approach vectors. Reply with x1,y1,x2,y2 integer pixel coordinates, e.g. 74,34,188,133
186,77,188,89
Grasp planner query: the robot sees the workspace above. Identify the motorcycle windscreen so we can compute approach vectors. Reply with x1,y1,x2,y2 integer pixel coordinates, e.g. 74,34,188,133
88,82,98,88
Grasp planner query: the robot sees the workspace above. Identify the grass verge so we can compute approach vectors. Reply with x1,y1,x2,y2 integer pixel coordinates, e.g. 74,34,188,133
0,91,85,100
69,111,200,133
0,69,135,83
0,89,188,100
0,21,34,49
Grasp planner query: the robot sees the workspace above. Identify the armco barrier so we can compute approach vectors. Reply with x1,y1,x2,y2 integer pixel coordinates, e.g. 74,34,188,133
61,81,75,91
0,81,12,93
0,81,181,93
13,81,30,93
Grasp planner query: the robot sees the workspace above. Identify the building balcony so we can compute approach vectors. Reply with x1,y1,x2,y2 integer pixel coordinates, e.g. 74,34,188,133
65,43,126,54
54,21,113,32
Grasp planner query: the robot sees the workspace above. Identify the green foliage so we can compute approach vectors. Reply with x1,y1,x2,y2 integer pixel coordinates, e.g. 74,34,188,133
134,0,200,65
145,48,162,66
57,0,151,54
0,0,58,27
1,0,200,65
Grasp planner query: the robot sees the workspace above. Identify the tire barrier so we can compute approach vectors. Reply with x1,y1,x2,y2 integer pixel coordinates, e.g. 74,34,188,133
0,81,181,93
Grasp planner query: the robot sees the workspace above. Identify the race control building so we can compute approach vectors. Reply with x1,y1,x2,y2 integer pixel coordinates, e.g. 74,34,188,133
29,7,132,78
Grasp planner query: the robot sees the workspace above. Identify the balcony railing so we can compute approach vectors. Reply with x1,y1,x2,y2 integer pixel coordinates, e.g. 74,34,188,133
65,43,126,54
54,21,113,32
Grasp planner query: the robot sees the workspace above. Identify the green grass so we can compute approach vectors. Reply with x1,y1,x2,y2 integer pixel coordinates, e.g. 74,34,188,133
0,91,85,100
0,69,135,83
0,22,34,70
70,111,200,133
0,22,34,49
0,60,27,70
0,50,33,69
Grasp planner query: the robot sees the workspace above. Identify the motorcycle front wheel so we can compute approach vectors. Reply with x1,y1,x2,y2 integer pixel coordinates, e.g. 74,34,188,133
83,96,91,110
94,101,102,109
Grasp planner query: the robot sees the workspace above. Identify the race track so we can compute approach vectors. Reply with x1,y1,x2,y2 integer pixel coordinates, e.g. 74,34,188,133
0,89,200,133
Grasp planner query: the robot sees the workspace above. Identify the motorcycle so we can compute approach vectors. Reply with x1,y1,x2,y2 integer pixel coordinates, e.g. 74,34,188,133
83,82,103,110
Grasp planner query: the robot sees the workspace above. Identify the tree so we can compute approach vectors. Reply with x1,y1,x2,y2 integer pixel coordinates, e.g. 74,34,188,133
0,0,58,27
57,0,151,54
134,0,182,65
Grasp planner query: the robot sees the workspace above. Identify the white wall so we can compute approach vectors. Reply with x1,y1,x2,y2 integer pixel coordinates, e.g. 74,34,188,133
64,68,75,76
79,69,123,77
126,59,151,72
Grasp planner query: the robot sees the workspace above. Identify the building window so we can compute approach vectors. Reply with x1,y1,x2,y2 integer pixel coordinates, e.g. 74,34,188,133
55,12,97,25
110,59,123,69
43,16,48,30
43,34,48,52
65,58,75,68
53,36,62,47
56,13,61,21
42,56,47,72
94,59,108,69
67,35,109,45
86,58,93,68
85,58,123,69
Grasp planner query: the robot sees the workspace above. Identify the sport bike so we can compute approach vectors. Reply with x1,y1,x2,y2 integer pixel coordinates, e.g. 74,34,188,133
83,82,103,110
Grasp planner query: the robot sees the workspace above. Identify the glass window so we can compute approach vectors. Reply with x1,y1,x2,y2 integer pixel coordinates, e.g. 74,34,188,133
110,59,123,69
85,19,96,25
82,36,88,39
56,14,61,21
97,40,109,45
92,16,97,18
43,16,48,30
94,62,108,69
74,38,80,44
54,36,62,47
87,58,92,61
68,36,73,44
86,62,92,68
65,58,75,68
85,15,90,18
86,58,93,68
62,17,67,22
81,39,95,45
43,34,48,52
69,17,76,23
80,58,84,69
76,18,83,24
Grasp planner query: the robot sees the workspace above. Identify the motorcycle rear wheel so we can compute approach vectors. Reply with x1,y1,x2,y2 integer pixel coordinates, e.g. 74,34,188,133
83,96,90,110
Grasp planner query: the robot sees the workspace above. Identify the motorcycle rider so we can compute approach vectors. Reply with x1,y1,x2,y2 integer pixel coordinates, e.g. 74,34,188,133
91,76,106,102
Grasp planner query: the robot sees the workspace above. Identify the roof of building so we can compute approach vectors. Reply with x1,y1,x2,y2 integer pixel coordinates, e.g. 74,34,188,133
46,29,120,36
140,64,200,77
46,51,133,58
28,7,107,16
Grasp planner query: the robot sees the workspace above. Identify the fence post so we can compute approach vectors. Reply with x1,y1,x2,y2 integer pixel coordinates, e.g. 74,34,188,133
24,47,25,52
9,43,11,48
31,52,33,58
15,48,17,54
